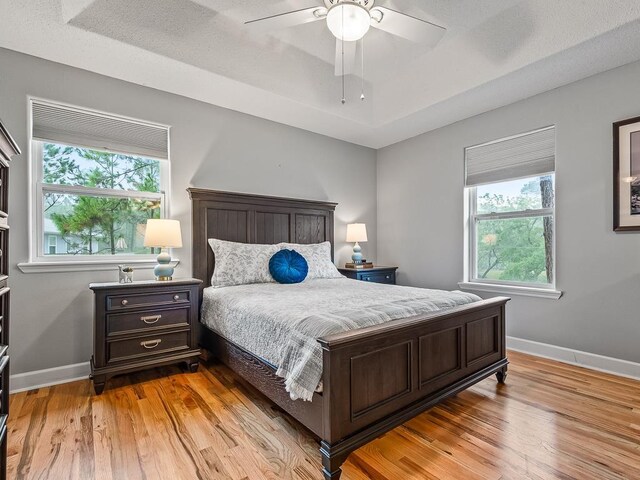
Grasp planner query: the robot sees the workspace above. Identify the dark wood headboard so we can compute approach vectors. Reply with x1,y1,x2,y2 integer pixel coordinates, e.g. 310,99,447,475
188,188,337,288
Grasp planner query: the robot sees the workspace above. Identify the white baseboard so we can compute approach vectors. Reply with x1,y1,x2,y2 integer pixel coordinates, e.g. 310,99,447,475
507,336,640,380
10,362,91,393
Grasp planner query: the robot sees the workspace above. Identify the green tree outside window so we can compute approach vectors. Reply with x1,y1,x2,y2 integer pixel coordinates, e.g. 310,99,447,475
475,176,554,284
42,143,162,255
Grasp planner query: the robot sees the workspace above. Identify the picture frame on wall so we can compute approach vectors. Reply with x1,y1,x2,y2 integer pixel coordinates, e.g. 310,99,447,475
613,115,640,231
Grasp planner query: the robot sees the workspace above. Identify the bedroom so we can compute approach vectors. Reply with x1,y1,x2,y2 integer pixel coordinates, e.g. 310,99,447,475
0,0,639,479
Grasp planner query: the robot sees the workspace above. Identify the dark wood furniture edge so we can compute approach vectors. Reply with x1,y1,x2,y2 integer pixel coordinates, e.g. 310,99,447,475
89,278,203,290
338,266,397,285
0,122,20,167
0,123,19,154
0,118,17,480
90,350,203,371
337,266,398,272
188,188,338,209
190,188,510,480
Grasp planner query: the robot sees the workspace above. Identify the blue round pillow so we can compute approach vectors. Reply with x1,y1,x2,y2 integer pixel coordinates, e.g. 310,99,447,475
269,249,308,284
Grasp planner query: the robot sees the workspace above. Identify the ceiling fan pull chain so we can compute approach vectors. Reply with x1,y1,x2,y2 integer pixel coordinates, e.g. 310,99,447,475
341,4,346,105
361,36,365,101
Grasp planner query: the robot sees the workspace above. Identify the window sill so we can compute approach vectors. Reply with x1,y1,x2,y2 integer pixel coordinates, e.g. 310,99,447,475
17,258,180,274
458,281,562,300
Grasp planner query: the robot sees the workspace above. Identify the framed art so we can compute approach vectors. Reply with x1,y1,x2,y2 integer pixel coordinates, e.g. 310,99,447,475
613,115,640,231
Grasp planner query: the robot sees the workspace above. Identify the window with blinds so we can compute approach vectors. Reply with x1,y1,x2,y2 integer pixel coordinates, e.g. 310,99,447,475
30,99,170,260
465,126,556,288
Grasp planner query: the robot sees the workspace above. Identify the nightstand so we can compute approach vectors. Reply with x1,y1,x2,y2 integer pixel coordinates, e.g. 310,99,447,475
89,278,202,395
338,266,398,285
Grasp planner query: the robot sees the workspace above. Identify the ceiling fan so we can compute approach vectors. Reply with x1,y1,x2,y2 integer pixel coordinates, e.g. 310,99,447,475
245,0,446,78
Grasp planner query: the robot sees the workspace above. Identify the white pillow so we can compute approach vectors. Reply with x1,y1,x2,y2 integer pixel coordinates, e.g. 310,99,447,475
208,239,278,287
278,241,343,280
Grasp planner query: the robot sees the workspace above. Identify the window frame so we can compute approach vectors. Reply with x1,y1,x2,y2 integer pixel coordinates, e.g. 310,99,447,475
22,98,173,271
466,175,557,291
32,140,169,262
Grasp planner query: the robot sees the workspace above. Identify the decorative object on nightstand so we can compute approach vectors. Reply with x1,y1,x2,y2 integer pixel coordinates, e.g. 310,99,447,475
346,223,368,265
118,265,133,284
144,219,182,280
344,261,373,269
89,278,202,395
338,266,398,285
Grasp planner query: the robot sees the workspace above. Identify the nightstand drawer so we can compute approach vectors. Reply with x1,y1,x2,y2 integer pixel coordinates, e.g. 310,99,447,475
338,266,397,285
107,331,190,364
106,290,191,311
360,272,395,284
106,307,189,336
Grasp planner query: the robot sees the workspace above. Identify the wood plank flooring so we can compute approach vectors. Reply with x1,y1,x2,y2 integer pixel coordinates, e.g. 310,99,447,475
7,351,640,479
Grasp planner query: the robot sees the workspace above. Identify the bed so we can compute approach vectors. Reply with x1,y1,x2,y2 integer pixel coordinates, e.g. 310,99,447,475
189,188,509,480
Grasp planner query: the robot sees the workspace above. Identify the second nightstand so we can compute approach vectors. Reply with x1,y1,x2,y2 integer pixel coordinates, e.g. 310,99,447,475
89,278,202,395
338,266,398,285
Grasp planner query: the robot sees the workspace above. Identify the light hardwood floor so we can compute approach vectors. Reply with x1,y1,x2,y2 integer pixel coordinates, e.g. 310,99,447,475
7,351,640,479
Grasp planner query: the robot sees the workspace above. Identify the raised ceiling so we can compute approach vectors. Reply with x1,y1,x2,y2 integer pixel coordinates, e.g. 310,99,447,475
2,0,640,148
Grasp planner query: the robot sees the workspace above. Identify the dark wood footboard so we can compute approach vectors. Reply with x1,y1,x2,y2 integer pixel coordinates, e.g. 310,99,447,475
317,296,509,479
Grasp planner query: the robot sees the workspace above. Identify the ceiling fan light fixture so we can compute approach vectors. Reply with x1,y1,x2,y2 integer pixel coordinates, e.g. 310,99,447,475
326,3,370,41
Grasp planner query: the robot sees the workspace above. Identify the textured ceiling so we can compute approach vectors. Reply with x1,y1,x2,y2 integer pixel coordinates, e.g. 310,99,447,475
2,0,640,147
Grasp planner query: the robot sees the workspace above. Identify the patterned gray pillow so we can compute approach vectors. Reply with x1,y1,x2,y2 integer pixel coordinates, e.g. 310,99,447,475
208,239,278,287
278,241,343,280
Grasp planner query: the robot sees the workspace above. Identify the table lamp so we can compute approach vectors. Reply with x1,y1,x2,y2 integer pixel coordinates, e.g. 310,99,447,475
144,219,182,281
346,223,368,264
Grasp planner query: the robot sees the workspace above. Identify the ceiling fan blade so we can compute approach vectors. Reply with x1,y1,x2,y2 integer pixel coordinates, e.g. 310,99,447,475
245,7,326,32
370,6,445,46
335,39,356,76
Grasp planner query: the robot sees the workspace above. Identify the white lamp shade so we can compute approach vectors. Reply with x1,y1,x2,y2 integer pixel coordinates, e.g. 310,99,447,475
346,223,368,243
326,3,371,41
144,219,183,248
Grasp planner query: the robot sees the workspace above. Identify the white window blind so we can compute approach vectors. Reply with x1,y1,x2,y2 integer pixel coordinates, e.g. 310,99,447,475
465,126,555,187
31,100,169,160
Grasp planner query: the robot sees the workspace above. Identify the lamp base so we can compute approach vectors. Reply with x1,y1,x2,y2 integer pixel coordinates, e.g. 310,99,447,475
154,249,174,281
352,241,364,263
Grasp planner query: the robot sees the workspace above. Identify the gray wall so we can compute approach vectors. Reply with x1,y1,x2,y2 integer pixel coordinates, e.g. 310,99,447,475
378,59,640,363
0,48,377,374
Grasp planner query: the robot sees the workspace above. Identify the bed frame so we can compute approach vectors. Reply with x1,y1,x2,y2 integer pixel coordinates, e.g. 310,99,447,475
189,188,509,480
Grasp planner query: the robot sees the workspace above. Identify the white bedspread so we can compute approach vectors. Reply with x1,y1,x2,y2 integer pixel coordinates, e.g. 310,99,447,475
201,278,480,401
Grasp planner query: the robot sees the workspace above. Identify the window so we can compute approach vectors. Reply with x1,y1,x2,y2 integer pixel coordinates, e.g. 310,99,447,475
29,99,170,262
48,235,57,255
465,126,556,289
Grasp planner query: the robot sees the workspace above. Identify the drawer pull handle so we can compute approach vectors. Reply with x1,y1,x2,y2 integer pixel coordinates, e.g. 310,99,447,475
173,295,180,301
141,315,161,324
386,275,390,279
121,299,129,306
141,339,161,349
